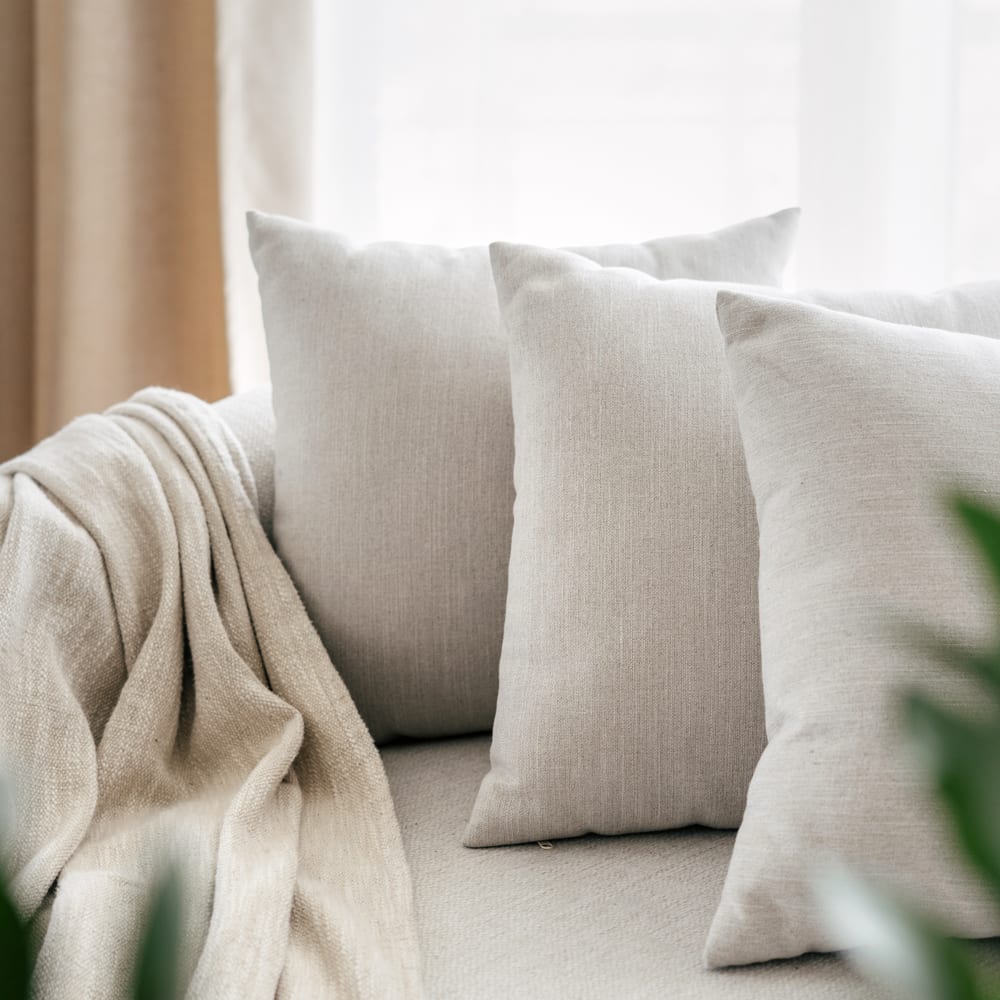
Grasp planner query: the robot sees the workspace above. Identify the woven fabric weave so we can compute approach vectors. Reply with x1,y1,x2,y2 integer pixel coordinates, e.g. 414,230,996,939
0,388,422,998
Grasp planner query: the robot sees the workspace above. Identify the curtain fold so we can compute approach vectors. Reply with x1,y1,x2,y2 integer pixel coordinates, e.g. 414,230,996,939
0,1,312,462
797,0,956,289
0,0,35,461
216,0,314,392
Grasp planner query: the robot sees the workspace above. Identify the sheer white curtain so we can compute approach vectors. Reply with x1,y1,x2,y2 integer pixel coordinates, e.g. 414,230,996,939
218,0,313,391
311,0,1000,289
798,0,999,288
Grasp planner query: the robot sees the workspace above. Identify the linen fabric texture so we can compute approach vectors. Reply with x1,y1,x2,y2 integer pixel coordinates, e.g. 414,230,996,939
465,251,1000,847
247,207,800,743
381,736,996,1000
704,293,1000,967
0,389,422,998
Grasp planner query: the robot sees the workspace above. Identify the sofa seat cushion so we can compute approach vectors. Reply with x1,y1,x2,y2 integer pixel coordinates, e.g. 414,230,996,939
383,737,1000,999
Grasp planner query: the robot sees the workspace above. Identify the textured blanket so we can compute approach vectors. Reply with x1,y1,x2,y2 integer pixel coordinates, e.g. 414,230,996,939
0,389,423,998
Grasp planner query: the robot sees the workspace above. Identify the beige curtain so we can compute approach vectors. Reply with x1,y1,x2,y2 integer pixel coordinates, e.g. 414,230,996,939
0,0,312,462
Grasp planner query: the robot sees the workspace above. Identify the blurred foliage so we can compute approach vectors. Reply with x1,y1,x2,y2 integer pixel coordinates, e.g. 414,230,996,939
0,865,181,1000
824,495,1000,999
132,869,183,1000
0,876,30,1000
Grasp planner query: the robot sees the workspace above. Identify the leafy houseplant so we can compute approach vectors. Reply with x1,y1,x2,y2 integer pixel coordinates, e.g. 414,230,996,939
0,867,181,1000
822,496,1000,1000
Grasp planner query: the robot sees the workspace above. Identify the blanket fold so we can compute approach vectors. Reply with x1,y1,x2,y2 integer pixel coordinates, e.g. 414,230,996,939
0,388,423,999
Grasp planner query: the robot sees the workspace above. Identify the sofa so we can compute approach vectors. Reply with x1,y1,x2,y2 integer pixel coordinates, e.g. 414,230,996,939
216,386,1000,999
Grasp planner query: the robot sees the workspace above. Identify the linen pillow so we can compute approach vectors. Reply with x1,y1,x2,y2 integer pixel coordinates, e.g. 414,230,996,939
248,208,800,743
464,251,1000,847
704,293,1000,968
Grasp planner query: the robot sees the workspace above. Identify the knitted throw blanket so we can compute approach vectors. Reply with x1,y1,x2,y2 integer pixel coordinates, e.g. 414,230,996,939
0,389,423,998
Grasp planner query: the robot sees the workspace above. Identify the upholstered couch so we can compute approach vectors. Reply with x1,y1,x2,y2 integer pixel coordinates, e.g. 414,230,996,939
216,386,1000,1000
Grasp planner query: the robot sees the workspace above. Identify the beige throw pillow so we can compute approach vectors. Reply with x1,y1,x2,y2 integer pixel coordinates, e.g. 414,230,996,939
248,208,800,742
465,252,1000,847
704,292,1000,968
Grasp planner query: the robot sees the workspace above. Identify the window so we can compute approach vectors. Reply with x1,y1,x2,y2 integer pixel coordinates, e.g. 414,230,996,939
314,0,1000,288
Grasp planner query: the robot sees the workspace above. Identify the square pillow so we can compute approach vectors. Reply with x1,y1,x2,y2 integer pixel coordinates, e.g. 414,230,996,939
248,208,800,742
464,250,1000,846
705,292,1000,967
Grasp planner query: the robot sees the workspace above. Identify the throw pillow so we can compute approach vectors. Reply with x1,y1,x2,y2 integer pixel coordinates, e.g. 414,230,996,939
465,253,1000,846
248,208,800,742
704,292,1000,967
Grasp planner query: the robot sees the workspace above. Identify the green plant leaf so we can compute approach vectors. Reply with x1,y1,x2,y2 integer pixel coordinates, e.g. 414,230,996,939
904,691,1000,908
954,495,1000,592
0,876,30,1000
131,870,182,1000
954,496,1000,612
817,863,987,1000
910,628,1000,702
